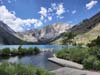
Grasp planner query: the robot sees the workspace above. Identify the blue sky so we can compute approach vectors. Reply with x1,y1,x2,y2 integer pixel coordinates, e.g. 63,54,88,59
0,0,100,32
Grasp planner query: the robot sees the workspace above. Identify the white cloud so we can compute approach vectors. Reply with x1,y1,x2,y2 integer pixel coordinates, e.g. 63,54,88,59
72,10,76,14
11,11,16,15
56,3,65,17
38,7,47,20
48,16,52,21
86,0,98,10
0,5,42,32
40,15,44,21
48,8,53,13
38,3,65,22
51,3,57,10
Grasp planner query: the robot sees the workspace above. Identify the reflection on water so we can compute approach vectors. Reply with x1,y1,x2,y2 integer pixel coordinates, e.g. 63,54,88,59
1,52,61,71
0,45,73,70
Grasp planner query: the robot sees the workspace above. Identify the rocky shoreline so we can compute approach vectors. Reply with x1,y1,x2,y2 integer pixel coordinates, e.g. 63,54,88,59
48,57,100,75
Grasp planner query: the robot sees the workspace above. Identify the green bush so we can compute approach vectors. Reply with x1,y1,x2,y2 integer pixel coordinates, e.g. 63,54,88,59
18,47,27,55
18,46,40,55
56,48,71,60
89,47,100,60
69,48,89,63
11,48,18,56
34,47,40,54
56,47,100,70
83,56,100,70
1,48,11,56
56,47,89,64
27,47,35,54
0,62,53,75
0,46,40,57
87,36,100,47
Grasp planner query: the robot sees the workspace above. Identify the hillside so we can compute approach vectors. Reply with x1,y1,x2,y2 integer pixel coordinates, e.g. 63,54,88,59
72,12,100,44
74,23,100,44
0,21,34,45
0,21,24,44
53,12,100,44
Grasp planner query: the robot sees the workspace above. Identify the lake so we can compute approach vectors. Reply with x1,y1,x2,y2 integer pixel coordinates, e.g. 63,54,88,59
0,45,69,71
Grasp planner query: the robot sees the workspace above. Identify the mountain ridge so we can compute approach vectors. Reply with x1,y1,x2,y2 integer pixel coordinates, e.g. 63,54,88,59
52,12,100,44
0,21,72,44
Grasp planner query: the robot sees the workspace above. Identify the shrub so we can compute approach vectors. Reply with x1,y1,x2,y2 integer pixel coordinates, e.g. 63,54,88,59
56,48,71,60
87,36,100,47
56,47,89,64
34,47,40,54
89,46,100,60
0,63,53,75
18,46,28,55
69,47,89,63
83,56,100,70
0,46,40,57
27,47,34,54
11,48,18,56
1,48,11,56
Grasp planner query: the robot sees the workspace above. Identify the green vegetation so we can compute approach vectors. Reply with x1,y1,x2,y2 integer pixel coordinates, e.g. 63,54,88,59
34,47,40,54
56,46,100,70
0,62,53,75
87,36,100,47
83,55,100,70
62,32,76,45
73,23,100,44
56,47,89,64
0,46,40,56
1,48,11,56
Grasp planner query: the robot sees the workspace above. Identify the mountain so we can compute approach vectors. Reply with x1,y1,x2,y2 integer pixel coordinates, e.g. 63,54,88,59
53,12,100,45
17,23,72,43
0,21,34,45
37,23,72,43
0,21,72,44
52,12,100,44
2,11,100,45
0,21,21,44
71,12,100,35
71,12,100,44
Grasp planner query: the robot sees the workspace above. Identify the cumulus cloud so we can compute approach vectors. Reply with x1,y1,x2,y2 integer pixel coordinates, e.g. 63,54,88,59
56,3,65,17
38,7,47,20
86,0,98,10
72,10,76,14
48,16,52,21
38,3,65,22
48,8,53,13
0,5,42,32
51,3,57,10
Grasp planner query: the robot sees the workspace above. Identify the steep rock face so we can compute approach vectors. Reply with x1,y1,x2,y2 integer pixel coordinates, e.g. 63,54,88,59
0,21,25,44
17,29,39,42
17,23,72,43
38,23,72,42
